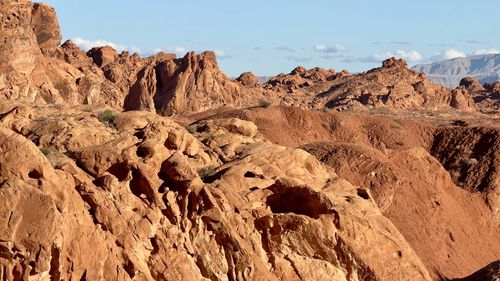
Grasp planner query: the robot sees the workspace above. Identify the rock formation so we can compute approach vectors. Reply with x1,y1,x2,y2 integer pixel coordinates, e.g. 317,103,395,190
0,1,499,280
0,0,272,116
125,51,274,115
0,102,432,280
310,58,475,111
203,106,500,280
454,77,500,110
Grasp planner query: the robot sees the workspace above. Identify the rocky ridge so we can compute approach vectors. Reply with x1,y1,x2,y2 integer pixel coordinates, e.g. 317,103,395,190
0,0,272,115
0,0,499,280
0,0,498,115
201,105,500,280
0,102,432,280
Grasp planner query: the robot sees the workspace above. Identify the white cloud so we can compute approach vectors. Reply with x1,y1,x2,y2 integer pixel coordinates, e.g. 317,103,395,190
442,49,466,59
313,44,346,54
428,49,466,62
474,48,500,55
285,56,312,63
369,50,423,62
152,47,187,54
214,49,228,58
72,37,141,53
167,46,186,53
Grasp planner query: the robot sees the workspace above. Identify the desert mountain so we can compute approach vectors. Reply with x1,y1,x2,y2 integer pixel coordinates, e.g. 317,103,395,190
0,0,499,280
0,0,272,115
413,53,500,88
0,0,497,116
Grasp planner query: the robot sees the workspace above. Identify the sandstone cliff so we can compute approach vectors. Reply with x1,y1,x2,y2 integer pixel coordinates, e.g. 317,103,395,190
0,0,272,116
0,1,499,280
0,102,432,280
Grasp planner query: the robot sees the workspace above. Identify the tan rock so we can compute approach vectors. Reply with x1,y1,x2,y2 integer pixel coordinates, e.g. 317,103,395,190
0,105,433,280
31,2,61,57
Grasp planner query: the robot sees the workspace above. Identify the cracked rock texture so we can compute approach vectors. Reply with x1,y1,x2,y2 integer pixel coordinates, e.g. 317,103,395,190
0,102,432,280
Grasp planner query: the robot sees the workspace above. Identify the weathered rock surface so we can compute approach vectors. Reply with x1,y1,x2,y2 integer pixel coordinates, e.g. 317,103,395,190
453,261,500,281
0,0,273,116
202,106,500,280
1,1,500,280
236,72,260,87
126,51,274,115
455,77,500,111
310,58,475,111
1,0,498,115
0,102,433,280
30,2,61,57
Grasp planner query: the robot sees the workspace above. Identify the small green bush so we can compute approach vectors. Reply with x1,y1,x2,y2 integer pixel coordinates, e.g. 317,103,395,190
258,99,271,108
98,110,116,124
39,147,54,155
463,158,478,166
197,166,217,180
186,125,198,134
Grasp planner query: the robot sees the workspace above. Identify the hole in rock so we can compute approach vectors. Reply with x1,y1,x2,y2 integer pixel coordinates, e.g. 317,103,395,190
201,167,229,184
130,168,153,202
92,176,106,188
187,192,204,217
136,146,149,158
133,130,146,140
157,169,177,193
107,163,129,182
49,246,61,280
244,171,264,179
266,185,333,219
28,169,43,179
150,238,160,255
29,261,36,275
356,188,370,200
80,271,87,281
124,260,136,279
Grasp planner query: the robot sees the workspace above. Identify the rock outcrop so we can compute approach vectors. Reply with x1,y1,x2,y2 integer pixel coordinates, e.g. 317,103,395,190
31,2,61,57
0,0,58,103
0,102,432,280
125,51,273,115
0,1,500,279
454,77,500,111
311,58,475,111
203,105,500,280
0,0,273,116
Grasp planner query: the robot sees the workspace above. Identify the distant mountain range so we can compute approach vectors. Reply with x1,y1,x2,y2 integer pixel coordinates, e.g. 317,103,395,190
412,53,500,88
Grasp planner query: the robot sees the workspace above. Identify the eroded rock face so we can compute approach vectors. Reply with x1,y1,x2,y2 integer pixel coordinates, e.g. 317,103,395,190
314,58,475,111
236,72,260,87
459,79,500,111
205,105,500,280
0,0,55,103
30,2,61,57
1,0,497,115
0,102,432,280
148,51,272,115
0,0,273,116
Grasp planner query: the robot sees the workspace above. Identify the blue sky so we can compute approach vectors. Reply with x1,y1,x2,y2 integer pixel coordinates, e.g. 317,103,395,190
43,0,500,76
